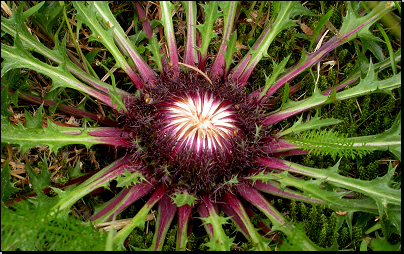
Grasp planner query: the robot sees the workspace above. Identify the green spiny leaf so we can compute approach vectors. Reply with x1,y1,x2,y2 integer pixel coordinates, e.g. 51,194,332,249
49,186,67,199
1,117,112,154
21,1,45,21
1,4,37,51
199,215,234,251
26,158,52,204
369,236,401,251
1,69,28,109
224,175,239,186
24,103,44,129
277,110,342,138
280,83,290,110
171,192,198,207
1,33,98,96
339,1,393,43
204,234,235,251
266,61,400,128
195,1,220,56
146,34,164,72
285,160,401,208
278,223,330,251
1,83,11,117
1,160,20,203
221,31,238,72
52,34,70,63
248,171,280,184
367,163,400,219
338,60,399,99
238,1,314,74
73,1,129,72
115,168,144,188
259,54,291,100
350,111,401,161
68,157,85,178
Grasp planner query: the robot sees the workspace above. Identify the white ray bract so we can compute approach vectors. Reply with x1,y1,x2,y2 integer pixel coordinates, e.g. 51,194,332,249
162,91,238,154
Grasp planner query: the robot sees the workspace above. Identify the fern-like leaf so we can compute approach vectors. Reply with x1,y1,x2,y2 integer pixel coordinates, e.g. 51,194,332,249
285,111,401,161
1,202,107,251
285,129,372,160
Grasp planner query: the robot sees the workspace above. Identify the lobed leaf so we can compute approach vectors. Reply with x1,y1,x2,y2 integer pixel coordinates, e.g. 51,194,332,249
369,236,401,251
230,1,315,85
24,103,44,129
199,215,235,251
258,55,291,100
171,192,198,207
195,1,221,70
250,1,396,102
113,186,167,249
1,5,129,97
1,161,20,204
145,34,164,72
92,1,156,85
115,169,145,189
257,157,401,215
276,111,342,138
1,117,129,154
262,61,401,126
349,111,401,161
1,34,113,107
50,156,135,219
25,158,53,204
73,1,146,89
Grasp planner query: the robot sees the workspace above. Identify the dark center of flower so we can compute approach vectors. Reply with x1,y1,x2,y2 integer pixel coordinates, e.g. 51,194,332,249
157,90,240,158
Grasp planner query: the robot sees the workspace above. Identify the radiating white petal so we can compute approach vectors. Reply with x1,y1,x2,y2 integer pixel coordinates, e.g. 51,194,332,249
160,91,239,156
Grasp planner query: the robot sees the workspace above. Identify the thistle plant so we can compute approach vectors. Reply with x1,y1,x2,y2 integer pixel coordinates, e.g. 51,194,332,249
1,1,401,251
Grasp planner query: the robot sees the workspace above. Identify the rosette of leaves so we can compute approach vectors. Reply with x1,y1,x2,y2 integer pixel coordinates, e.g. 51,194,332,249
1,1,401,251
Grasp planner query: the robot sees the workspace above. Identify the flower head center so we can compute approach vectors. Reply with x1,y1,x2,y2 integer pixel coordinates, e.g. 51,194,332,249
158,90,240,157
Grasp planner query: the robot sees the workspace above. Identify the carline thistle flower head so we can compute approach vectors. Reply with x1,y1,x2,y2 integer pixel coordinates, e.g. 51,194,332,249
124,72,263,194
158,90,239,157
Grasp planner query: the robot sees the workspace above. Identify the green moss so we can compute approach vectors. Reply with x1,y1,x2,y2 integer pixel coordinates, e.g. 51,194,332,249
318,75,329,91
337,48,348,63
327,3,343,29
162,225,177,251
288,201,365,249
127,228,154,250
188,232,209,251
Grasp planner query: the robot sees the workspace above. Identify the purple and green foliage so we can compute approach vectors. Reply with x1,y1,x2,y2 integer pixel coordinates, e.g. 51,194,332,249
1,1,401,251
